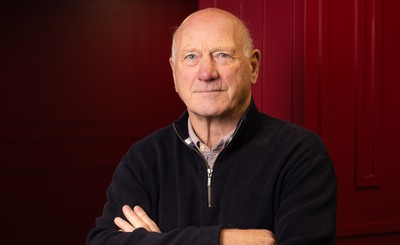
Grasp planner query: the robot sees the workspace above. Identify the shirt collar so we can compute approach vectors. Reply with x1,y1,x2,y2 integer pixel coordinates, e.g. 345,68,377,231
186,118,236,151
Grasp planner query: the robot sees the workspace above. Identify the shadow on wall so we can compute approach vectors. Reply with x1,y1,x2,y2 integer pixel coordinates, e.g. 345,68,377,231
0,0,196,244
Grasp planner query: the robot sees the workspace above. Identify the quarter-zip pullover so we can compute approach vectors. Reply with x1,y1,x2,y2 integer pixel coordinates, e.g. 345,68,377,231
87,100,337,245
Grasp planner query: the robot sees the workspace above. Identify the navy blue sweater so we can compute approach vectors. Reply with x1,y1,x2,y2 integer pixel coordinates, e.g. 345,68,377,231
87,101,337,244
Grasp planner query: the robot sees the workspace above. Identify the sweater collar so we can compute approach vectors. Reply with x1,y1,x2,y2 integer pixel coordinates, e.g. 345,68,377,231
173,98,266,146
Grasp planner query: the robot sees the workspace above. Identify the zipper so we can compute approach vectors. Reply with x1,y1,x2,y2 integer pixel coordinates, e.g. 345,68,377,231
173,118,244,208
207,168,213,207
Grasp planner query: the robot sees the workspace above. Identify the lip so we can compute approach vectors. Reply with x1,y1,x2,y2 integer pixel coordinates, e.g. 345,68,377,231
194,90,224,93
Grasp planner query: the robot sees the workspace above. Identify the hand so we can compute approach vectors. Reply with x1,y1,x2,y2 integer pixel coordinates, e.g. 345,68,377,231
114,205,161,233
220,229,276,245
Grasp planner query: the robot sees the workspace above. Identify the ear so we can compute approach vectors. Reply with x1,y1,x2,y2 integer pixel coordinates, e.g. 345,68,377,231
169,57,178,92
249,49,261,85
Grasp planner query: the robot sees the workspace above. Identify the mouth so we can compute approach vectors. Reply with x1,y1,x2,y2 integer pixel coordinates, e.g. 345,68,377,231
194,90,224,93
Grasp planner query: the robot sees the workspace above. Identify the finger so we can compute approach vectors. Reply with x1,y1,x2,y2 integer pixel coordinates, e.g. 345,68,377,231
134,206,161,232
122,205,151,231
114,217,134,232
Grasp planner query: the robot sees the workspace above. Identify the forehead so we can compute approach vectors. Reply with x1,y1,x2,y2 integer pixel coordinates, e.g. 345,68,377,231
175,16,242,52
180,31,235,51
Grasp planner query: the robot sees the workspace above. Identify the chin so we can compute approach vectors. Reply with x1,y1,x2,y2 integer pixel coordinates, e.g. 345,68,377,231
192,107,227,118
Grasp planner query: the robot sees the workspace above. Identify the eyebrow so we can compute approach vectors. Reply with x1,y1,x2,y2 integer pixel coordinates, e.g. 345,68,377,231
181,47,237,54
181,48,199,53
212,48,237,55
212,45,235,50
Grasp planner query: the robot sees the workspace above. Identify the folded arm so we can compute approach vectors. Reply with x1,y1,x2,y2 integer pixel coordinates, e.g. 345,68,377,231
114,205,276,245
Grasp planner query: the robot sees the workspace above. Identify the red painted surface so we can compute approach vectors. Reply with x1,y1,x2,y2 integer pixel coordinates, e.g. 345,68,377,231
305,0,400,243
0,0,195,244
201,0,400,243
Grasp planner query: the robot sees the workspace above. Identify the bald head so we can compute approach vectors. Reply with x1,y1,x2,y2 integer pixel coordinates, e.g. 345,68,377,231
171,8,254,62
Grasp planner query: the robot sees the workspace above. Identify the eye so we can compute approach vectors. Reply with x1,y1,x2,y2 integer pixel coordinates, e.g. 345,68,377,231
218,53,230,59
214,52,234,65
182,53,199,66
185,54,197,60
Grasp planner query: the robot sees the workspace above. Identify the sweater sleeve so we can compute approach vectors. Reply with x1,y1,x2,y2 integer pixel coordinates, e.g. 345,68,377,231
86,152,222,245
274,135,337,245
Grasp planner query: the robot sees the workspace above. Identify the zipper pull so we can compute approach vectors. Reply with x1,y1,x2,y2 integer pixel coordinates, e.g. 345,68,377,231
207,168,213,207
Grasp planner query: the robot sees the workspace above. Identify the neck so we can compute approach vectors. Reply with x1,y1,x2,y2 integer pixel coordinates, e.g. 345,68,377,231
189,115,239,148
189,101,249,148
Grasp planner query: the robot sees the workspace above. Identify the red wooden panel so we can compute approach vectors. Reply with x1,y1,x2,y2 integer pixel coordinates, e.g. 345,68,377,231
198,0,214,9
199,0,400,243
262,0,293,121
304,0,331,136
336,233,400,245
354,0,382,188
291,0,305,125
305,0,400,242
337,220,400,238
304,0,325,134
213,0,241,17
240,0,265,112
318,2,359,237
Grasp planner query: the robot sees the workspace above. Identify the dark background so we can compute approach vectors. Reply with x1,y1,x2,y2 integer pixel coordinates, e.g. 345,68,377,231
1,0,194,244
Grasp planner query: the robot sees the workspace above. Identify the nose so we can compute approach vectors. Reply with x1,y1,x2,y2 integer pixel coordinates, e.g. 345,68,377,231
197,55,219,82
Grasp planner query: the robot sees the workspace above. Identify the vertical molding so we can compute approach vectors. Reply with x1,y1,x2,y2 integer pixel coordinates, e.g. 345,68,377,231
318,0,331,138
304,0,329,135
240,0,265,111
291,0,305,125
355,0,382,188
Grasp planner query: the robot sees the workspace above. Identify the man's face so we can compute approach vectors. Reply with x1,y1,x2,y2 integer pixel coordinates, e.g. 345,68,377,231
170,15,259,119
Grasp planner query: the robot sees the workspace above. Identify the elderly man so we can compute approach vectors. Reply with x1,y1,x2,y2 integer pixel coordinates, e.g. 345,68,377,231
87,8,336,245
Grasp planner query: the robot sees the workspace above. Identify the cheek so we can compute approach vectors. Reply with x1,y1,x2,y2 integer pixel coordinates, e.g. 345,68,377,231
174,68,188,86
174,72,194,96
176,66,196,80
229,69,253,96
228,67,248,87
